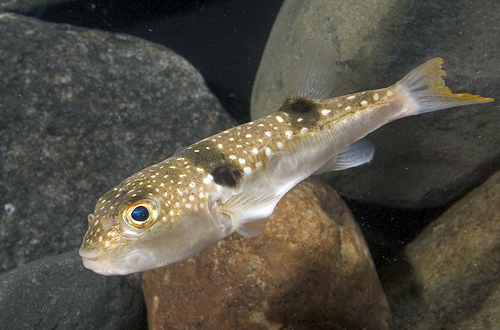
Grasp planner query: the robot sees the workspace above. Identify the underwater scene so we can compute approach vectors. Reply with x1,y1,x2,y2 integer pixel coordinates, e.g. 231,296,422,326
0,0,499,329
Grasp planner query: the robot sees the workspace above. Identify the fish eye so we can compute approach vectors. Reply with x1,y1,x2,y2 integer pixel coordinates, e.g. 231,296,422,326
131,206,149,221
124,200,158,228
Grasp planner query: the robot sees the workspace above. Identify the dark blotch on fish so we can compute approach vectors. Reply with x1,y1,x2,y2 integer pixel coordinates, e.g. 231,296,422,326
279,97,320,130
279,97,319,114
211,163,242,187
181,141,226,166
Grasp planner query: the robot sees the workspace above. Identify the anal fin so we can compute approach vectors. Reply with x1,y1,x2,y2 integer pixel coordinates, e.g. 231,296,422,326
315,138,375,174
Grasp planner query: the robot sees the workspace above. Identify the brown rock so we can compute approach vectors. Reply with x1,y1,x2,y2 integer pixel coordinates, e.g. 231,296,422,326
143,177,391,330
381,170,500,329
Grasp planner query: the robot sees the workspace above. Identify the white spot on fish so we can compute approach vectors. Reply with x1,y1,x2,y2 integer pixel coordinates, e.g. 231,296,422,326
361,100,368,106
239,158,246,165
244,167,252,175
251,148,258,155
256,161,263,169
277,142,283,149
347,95,356,100
321,109,331,115
265,147,272,156
373,93,379,101
345,106,352,111
276,116,284,122
387,90,394,97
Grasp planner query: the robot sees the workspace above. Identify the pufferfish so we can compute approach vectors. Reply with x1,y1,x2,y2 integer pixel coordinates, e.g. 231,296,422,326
79,50,493,275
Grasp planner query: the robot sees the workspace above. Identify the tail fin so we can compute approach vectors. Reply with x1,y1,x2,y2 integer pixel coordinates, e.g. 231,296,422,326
396,58,493,115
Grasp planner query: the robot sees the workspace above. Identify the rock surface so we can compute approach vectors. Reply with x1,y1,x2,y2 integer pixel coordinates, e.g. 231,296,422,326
143,178,391,330
0,250,147,330
0,13,236,273
380,169,500,329
251,0,500,209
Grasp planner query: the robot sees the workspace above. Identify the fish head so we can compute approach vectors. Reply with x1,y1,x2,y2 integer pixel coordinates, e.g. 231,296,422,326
79,186,162,275
79,169,231,275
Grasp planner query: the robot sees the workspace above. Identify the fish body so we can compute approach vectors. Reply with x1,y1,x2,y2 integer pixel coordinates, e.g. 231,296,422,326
80,55,492,275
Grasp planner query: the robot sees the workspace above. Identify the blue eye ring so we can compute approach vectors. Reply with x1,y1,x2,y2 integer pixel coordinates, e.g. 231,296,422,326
124,200,158,228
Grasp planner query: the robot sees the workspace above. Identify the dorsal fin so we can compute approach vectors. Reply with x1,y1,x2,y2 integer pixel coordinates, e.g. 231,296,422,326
286,43,337,100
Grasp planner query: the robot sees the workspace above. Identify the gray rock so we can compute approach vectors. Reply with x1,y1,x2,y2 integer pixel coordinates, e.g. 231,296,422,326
380,169,500,329
0,13,236,273
0,249,146,330
251,0,500,209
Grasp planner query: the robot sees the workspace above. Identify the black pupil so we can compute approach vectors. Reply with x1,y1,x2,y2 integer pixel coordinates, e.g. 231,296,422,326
131,206,149,222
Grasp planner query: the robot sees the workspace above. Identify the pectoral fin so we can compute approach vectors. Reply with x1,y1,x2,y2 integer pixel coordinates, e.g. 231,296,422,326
219,190,281,237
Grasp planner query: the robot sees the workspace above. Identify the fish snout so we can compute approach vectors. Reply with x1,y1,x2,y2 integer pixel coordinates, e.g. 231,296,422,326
79,248,107,274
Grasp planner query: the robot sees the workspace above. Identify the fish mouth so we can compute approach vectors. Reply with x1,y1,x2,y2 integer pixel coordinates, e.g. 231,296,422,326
79,248,127,276
79,248,99,261
79,249,110,275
